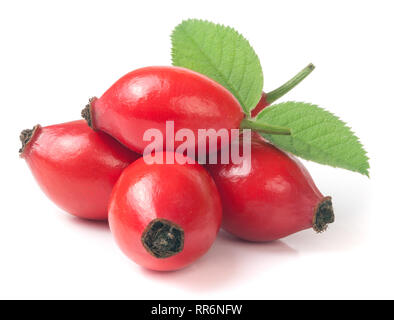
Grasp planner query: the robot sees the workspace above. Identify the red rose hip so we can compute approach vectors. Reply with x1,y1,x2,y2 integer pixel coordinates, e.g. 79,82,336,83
19,120,140,220
82,66,244,154
108,152,222,271
207,134,334,242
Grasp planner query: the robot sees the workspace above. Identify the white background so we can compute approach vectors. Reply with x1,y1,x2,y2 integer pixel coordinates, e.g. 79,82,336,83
0,0,392,299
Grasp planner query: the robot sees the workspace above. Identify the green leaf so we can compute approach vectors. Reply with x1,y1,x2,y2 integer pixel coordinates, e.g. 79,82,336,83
257,102,370,176
171,19,263,114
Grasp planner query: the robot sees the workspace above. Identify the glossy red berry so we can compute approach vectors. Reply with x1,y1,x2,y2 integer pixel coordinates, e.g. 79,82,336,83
108,152,222,271
19,120,140,220
207,134,334,242
81,66,244,154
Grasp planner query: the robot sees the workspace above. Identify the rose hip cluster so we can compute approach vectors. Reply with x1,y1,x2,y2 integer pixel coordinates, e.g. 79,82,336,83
20,66,334,271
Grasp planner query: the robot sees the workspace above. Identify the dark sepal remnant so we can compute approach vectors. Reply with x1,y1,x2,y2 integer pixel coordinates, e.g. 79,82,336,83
141,218,185,259
81,97,97,129
313,196,335,233
19,125,40,154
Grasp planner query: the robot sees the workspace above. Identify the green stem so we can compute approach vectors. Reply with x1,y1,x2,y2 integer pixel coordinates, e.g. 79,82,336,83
265,63,315,104
241,119,291,135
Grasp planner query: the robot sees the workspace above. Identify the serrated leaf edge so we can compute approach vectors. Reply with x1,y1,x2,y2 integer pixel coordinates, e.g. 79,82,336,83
259,101,370,176
171,19,263,114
